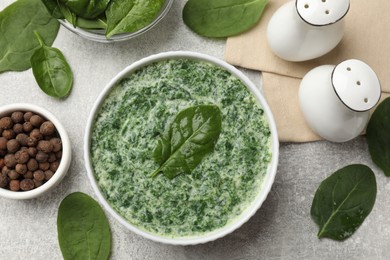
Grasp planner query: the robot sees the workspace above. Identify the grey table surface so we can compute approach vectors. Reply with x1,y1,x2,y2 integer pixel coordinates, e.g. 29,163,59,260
1,1,389,259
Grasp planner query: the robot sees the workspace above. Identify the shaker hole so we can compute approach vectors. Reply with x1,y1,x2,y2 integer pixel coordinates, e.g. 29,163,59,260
364,98,368,103
304,4,309,8
322,0,326,2
325,10,330,14
356,81,361,86
347,67,351,71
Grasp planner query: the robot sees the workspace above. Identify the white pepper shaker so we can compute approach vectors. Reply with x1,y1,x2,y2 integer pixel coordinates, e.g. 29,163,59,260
299,59,381,142
267,0,349,62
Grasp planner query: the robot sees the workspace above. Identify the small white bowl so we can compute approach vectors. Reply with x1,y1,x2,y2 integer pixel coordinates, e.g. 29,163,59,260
60,0,174,43
84,51,279,245
0,104,72,200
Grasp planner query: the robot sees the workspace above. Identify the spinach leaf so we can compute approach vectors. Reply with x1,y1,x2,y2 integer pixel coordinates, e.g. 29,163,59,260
151,105,222,179
366,97,390,176
41,0,64,19
77,17,107,30
0,0,59,72
311,164,377,240
31,32,73,98
105,0,164,38
183,0,268,38
58,1,78,26
59,0,110,19
58,192,111,260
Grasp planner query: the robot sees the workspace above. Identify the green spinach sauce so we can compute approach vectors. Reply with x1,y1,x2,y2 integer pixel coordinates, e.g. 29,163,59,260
91,59,272,237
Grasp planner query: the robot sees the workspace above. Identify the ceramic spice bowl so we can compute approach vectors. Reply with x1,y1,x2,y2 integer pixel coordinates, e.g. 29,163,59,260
0,104,71,200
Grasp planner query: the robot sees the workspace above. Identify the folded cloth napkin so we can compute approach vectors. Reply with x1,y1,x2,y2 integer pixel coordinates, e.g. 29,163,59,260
225,0,390,142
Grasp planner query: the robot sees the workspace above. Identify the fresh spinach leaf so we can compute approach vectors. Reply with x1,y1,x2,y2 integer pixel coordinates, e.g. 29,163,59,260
0,0,59,72
58,192,111,260
59,0,110,19
151,105,222,179
311,164,377,241
183,0,268,38
77,17,107,30
366,97,390,176
31,32,73,98
58,1,78,26
41,0,64,19
105,0,164,38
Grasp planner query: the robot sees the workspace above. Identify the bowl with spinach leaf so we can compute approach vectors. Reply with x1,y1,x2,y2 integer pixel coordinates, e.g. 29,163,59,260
43,0,174,43
84,51,279,244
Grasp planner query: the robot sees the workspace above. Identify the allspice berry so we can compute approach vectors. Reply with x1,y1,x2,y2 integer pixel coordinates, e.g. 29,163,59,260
27,137,38,147
40,121,55,136
23,112,33,122
50,161,60,172
15,164,28,175
30,129,43,141
8,170,19,180
27,147,37,157
2,129,15,140
27,158,39,171
0,117,13,130
36,151,49,163
4,154,16,168
39,162,50,171
37,140,53,153
15,150,29,164
30,115,44,128
13,123,23,134
24,171,33,179
11,112,24,124
50,138,62,153
44,170,54,181
0,173,9,188
33,170,45,181
23,122,33,133
16,133,28,146
7,139,20,153
20,179,34,191
0,137,7,150
33,179,43,188
9,180,20,191
1,166,10,175
48,153,57,163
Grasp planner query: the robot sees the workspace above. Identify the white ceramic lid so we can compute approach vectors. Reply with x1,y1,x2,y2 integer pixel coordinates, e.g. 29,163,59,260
296,0,350,26
332,59,381,112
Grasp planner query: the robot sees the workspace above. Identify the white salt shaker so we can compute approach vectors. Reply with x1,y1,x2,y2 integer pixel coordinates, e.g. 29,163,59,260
267,0,350,62
299,59,381,142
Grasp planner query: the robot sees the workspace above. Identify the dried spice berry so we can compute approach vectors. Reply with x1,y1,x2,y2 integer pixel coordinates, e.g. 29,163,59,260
37,140,53,153
9,180,20,191
0,137,7,150
44,170,54,181
50,138,62,153
0,117,13,129
33,179,43,188
20,179,34,191
30,129,43,141
30,115,44,127
0,173,9,188
36,151,49,162
27,137,38,147
1,166,10,175
39,162,50,171
2,129,16,140
48,153,56,163
56,151,62,159
27,147,38,157
23,112,33,122
24,171,33,179
15,150,30,164
16,133,28,146
50,161,60,172
8,170,19,180
11,112,24,124
23,121,34,133
40,121,55,136
27,158,39,171
15,164,28,175
4,154,17,168
33,170,45,181
7,139,20,153
13,123,23,134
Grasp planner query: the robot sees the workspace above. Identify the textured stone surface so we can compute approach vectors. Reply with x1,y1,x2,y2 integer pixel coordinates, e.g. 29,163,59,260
0,1,389,259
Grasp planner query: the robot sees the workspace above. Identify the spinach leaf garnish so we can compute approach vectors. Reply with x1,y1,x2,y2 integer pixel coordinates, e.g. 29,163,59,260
31,32,73,98
367,97,390,176
311,164,377,241
0,0,59,72
41,0,65,19
105,0,164,38
151,105,222,179
183,0,268,38
57,192,111,260
58,0,110,19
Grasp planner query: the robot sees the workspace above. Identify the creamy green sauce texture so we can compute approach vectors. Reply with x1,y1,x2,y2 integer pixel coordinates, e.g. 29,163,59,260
91,59,272,237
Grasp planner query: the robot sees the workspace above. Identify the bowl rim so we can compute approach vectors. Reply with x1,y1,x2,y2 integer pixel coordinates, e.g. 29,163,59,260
59,0,174,43
0,103,72,200
84,51,279,245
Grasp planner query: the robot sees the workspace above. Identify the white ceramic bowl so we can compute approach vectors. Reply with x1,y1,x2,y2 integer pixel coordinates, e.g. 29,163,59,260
84,51,279,245
60,0,174,43
0,104,71,200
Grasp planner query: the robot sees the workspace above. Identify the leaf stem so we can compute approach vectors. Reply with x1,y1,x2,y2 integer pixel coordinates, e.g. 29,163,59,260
150,167,161,178
33,31,45,47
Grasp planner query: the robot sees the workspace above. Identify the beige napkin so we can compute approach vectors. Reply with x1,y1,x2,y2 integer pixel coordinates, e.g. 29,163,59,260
225,0,390,142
